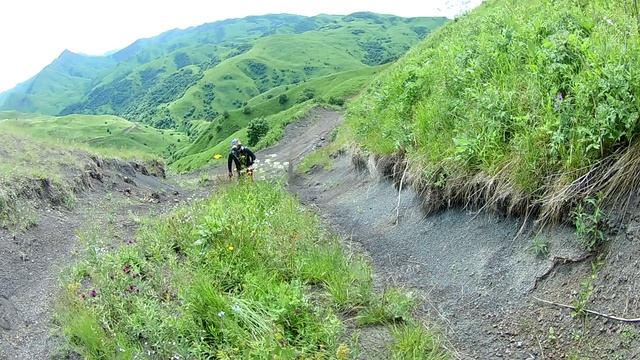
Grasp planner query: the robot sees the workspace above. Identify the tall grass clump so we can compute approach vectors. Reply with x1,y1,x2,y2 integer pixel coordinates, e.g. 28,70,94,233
57,182,374,358
347,0,640,222
390,323,449,360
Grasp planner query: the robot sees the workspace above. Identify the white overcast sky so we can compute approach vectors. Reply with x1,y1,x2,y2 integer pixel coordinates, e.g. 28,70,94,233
0,0,482,93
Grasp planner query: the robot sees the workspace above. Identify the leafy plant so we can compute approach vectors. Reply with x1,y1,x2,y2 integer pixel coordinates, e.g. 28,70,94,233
572,259,603,318
574,194,607,251
530,237,550,258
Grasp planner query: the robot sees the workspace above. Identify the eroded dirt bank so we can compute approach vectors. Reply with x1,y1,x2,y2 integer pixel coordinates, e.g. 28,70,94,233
289,112,640,359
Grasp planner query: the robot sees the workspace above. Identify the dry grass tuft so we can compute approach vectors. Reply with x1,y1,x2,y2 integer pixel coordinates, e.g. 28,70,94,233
355,141,640,228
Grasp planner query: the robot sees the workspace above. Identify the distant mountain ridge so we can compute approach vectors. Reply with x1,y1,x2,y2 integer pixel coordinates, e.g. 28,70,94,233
0,12,447,129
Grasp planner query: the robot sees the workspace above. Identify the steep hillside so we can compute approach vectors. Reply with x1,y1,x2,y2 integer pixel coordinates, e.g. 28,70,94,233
347,0,640,223
0,51,116,114
1,13,446,132
0,112,187,159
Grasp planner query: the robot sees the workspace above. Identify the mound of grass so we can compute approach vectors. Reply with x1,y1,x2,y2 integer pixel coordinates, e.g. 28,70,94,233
57,182,375,358
347,0,640,221
391,323,448,360
0,130,89,230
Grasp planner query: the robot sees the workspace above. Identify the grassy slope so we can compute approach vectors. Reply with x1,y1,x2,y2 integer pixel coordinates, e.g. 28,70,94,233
0,124,166,230
0,111,183,228
170,102,315,172
0,112,188,159
0,51,116,114
57,182,447,359
171,66,386,172
0,129,90,188
347,0,640,218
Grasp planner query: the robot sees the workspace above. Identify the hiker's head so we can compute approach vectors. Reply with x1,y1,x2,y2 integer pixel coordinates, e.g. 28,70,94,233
231,138,241,150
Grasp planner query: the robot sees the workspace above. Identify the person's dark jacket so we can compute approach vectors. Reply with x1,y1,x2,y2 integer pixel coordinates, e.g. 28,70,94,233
228,146,256,175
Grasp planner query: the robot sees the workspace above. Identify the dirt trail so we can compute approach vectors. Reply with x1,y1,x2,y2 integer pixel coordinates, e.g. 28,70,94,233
0,163,208,359
257,108,342,165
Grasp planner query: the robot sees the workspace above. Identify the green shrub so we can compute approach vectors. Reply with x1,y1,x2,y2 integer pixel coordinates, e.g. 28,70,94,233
247,117,270,146
574,195,607,251
328,96,346,106
530,237,550,258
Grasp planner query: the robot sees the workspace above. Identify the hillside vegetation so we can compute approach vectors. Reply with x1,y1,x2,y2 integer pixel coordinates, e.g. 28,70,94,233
1,13,446,133
0,112,187,159
0,126,164,231
347,0,640,222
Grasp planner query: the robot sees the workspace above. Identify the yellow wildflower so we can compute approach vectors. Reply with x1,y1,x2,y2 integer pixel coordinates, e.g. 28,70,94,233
227,245,234,251
213,154,223,160
336,343,350,360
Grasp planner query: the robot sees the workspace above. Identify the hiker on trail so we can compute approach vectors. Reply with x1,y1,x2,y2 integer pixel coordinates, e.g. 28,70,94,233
228,138,256,179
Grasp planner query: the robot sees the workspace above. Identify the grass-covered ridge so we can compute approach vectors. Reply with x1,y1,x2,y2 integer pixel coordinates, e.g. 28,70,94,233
348,0,640,221
57,182,447,358
0,112,187,159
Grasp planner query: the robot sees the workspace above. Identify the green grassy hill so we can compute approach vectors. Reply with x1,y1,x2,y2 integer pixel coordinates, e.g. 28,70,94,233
0,112,187,159
0,51,117,114
170,66,386,172
347,0,640,222
1,13,446,132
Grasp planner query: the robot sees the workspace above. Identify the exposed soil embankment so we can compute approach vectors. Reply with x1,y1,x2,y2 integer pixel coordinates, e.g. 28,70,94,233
290,112,640,359
0,156,202,359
